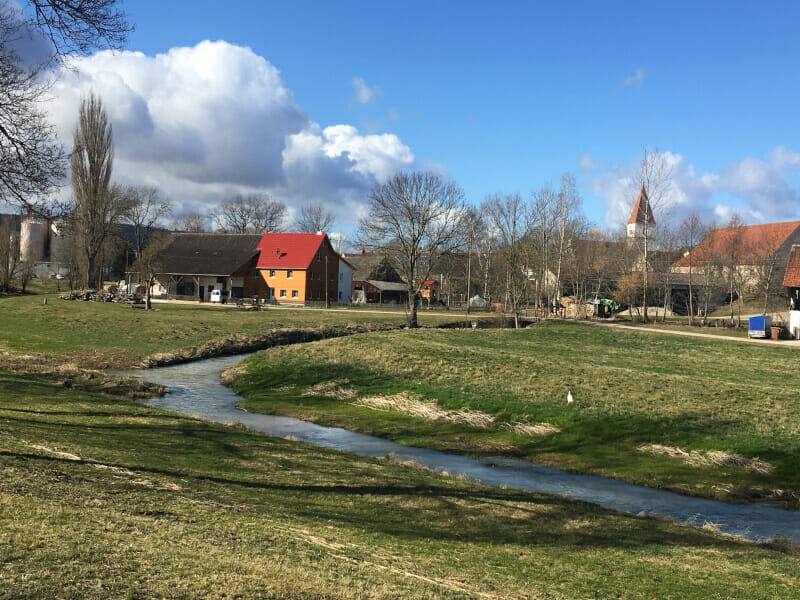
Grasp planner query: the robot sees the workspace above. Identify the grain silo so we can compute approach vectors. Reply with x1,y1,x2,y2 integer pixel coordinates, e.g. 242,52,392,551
20,215,48,263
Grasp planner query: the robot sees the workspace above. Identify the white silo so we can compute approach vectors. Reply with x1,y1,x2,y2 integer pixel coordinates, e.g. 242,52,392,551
20,216,47,263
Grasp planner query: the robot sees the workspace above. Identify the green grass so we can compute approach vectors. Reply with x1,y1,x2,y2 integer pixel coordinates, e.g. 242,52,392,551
0,293,461,368
2,369,798,598
234,322,800,505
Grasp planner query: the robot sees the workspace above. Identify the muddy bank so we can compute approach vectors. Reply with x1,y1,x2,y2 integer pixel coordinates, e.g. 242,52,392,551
140,322,402,368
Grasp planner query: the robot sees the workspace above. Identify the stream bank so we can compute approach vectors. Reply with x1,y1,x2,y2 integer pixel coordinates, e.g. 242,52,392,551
118,353,800,544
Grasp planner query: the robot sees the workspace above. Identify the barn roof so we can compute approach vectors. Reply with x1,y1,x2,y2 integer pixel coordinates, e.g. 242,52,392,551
157,233,262,276
783,245,800,287
255,233,329,270
673,221,800,268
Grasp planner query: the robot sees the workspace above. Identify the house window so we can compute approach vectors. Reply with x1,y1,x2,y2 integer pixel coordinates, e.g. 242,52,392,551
330,273,334,281
287,270,293,279
339,273,342,280
269,270,275,278
292,290,298,298
280,289,286,298
317,252,321,262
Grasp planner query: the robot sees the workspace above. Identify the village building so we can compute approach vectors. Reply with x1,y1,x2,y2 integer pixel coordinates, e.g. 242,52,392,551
626,186,656,240
253,232,340,304
152,231,346,305
151,233,263,301
672,220,800,286
345,254,408,305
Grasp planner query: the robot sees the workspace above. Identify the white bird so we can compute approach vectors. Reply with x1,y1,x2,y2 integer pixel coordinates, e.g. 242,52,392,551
567,391,574,405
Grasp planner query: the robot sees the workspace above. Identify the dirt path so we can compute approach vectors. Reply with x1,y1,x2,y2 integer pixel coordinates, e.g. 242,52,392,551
579,319,800,347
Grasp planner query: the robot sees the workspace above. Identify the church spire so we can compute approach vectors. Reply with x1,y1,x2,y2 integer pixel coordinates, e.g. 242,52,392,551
627,186,656,238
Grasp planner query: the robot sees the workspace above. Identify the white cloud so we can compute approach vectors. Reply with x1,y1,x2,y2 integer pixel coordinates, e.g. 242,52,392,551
351,76,380,104
41,41,421,227
579,153,599,171
586,147,800,228
621,67,645,89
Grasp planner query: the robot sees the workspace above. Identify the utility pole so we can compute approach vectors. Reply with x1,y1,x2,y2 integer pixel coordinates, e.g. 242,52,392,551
325,254,329,309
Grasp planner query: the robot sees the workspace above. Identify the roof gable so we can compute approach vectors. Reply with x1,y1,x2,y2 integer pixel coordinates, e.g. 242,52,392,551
255,232,328,270
783,245,800,287
673,220,800,268
628,186,656,226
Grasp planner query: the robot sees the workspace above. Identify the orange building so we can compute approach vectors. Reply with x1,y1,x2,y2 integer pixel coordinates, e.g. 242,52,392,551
252,232,340,304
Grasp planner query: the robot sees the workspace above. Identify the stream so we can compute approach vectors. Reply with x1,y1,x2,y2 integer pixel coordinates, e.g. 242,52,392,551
117,353,800,544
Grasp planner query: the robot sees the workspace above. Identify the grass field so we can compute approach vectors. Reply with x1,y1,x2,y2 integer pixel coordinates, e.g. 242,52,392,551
233,322,800,506
2,370,798,599
0,293,460,368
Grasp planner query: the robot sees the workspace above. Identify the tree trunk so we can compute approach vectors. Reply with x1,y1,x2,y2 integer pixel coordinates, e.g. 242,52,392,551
408,292,418,328
466,238,472,314
146,277,152,310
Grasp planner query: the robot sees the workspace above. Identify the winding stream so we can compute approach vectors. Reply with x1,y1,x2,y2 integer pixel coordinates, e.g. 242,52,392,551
118,353,800,543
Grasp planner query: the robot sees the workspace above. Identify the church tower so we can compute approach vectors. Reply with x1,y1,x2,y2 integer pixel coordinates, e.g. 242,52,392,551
626,186,656,239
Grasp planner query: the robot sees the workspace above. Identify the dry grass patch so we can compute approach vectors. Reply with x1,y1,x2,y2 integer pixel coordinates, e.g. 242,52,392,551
354,392,559,436
303,380,358,400
638,443,775,474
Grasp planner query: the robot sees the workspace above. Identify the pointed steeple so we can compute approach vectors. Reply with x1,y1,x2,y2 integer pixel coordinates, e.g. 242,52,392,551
627,186,656,239
628,186,656,226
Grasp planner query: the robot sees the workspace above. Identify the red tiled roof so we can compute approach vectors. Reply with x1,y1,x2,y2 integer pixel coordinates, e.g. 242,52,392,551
783,245,800,287
628,186,656,225
255,233,328,270
422,279,438,286
673,221,800,268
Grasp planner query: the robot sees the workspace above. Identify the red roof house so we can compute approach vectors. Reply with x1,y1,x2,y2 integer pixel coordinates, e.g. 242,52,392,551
673,221,800,269
250,232,342,304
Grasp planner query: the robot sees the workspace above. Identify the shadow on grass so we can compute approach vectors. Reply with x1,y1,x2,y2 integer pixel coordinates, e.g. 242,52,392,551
0,449,758,553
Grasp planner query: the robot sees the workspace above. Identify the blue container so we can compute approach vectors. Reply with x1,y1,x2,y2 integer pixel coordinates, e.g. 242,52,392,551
748,315,772,338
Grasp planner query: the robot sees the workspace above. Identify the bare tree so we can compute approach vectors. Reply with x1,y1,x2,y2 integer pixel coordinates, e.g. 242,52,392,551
529,185,557,310
120,186,171,262
171,212,208,233
0,1,130,212
0,218,19,292
295,202,335,233
71,93,126,288
132,232,167,310
722,214,747,326
462,207,484,314
484,193,529,328
358,171,465,328
631,147,672,322
677,212,708,324
214,194,285,234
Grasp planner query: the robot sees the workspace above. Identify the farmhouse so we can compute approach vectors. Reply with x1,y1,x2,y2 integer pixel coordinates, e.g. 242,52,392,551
151,233,262,301
345,254,409,305
253,232,340,304
672,220,800,286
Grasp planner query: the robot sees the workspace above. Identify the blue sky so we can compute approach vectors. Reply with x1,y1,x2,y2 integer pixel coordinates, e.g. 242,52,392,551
36,0,800,232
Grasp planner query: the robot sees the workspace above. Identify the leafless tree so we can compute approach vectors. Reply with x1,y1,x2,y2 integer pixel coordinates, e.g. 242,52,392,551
132,232,167,310
0,1,130,212
722,215,747,326
677,212,709,324
462,207,484,314
529,185,557,309
631,147,672,322
70,93,126,288
0,218,19,292
120,185,171,262
295,202,335,233
358,171,465,328
171,212,208,233
214,194,286,234
484,193,529,328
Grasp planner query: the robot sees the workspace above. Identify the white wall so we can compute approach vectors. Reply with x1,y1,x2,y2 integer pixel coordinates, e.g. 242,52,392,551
338,260,353,304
